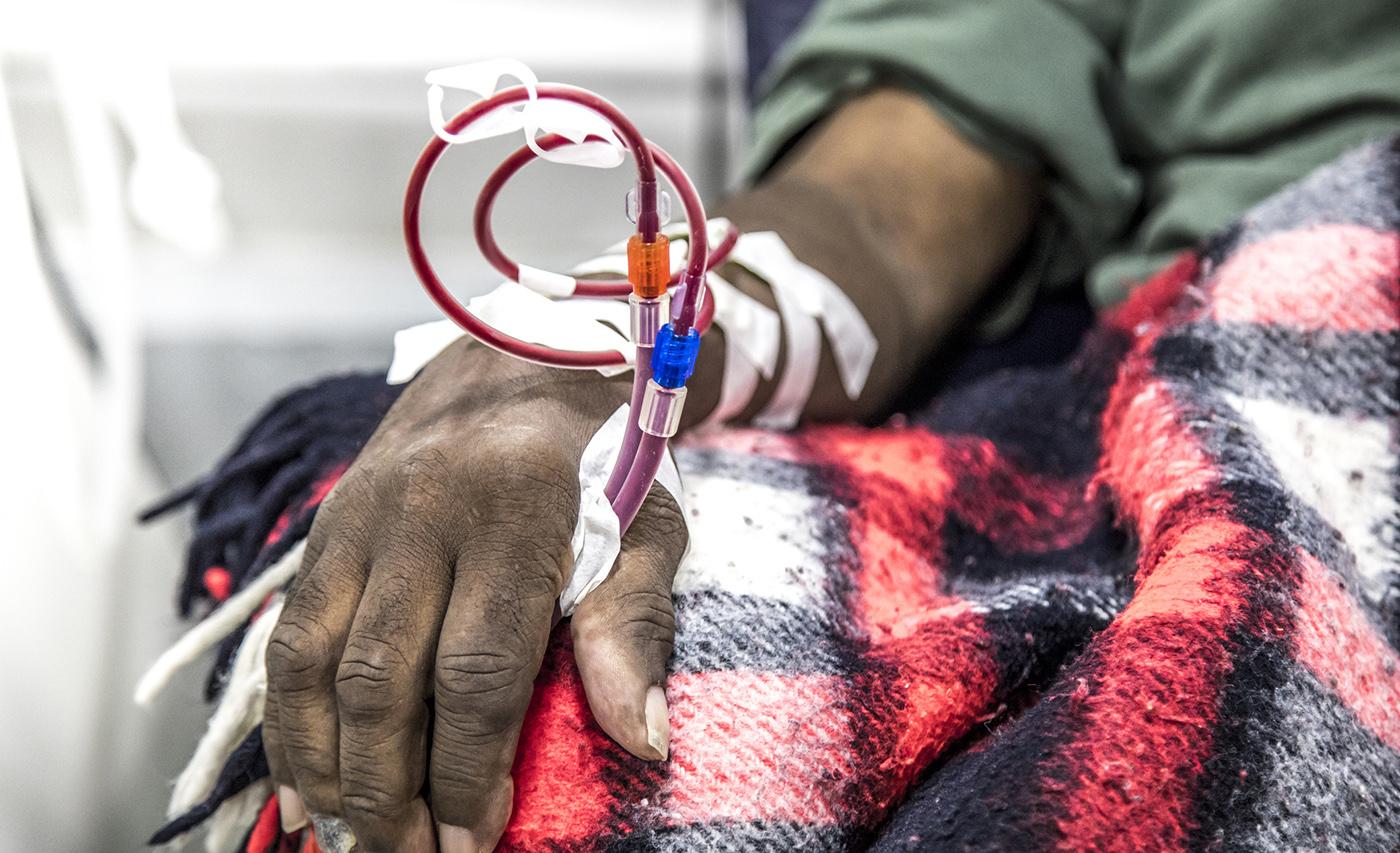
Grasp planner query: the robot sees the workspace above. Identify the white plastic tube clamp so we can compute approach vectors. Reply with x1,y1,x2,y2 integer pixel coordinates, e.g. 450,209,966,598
639,381,687,438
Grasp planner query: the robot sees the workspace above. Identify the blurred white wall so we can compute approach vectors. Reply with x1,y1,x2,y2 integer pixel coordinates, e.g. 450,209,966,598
1,2,745,849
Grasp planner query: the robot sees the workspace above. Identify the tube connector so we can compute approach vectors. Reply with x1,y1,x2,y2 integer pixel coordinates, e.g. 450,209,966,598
627,233,670,298
625,185,671,227
629,292,670,348
650,323,701,389
639,380,686,437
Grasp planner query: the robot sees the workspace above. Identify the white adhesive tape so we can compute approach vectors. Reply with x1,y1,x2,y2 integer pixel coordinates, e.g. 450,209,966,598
662,216,734,249
390,222,869,433
518,263,577,297
426,59,537,145
551,291,632,340
695,271,780,430
425,60,628,305
562,247,780,411
753,272,822,429
664,219,782,423
562,403,686,615
727,230,877,427
569,253,629,277
806,267,877,399
663,220,781,377
520,99,627,169
426,60,626,168
468,282,632,371
385,282,635,384
699,325,762,429
706,272,780,379
387,319,470,385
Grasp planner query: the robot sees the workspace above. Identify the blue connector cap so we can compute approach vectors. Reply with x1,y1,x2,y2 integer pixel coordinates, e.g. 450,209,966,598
650,324,701,388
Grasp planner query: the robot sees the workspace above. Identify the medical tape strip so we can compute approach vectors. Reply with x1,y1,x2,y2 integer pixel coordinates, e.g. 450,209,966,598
427,60,624,297
426,59,626,167
640,218,782,428
569,235,782,429
727,231,878,428
388,318,470,385
385,281,633,384
661,219,781,378
518,263,577,297
751,274,821,429
562,403,686,616
698,272,776,429
803,265,877,399
702,315,761,428
569,253,631,277
704,272,780,378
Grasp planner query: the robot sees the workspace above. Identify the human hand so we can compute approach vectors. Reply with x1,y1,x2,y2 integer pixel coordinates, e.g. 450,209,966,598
263,340,688,852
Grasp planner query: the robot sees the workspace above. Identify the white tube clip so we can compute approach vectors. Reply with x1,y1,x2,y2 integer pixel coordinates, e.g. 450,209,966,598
426,59,625,168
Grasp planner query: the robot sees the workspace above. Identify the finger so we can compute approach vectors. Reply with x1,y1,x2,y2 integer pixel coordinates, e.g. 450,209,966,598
431,467,578,851
263,511,341,834
262,688,309,833
265,533,371,817
335,536,453,851
571,482,687,760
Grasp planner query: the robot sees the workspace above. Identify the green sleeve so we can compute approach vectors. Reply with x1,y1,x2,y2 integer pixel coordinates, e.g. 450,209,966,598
747,0,1400,321
1090,0,1400,303
745,0,1139,334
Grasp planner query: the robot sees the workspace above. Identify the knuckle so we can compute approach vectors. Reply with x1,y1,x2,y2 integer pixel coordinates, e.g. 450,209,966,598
339,784,402,826
581,587,676,653
435,650,532,734
335,637,415,724
616,588,677,635
436,650,530,703
266,617,335,692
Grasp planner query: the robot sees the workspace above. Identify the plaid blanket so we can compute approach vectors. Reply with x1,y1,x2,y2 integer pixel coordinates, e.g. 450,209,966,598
148,140,1400,851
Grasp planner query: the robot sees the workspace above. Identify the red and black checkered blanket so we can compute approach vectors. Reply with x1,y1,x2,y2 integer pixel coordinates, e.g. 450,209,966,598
151,140,1400,851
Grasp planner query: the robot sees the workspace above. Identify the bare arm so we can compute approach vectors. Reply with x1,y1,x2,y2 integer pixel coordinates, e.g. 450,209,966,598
684,87,1041,424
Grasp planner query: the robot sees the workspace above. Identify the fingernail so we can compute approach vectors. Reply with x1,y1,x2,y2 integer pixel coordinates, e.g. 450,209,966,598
645,685,670,760
277,785,308,833
438,823,482,853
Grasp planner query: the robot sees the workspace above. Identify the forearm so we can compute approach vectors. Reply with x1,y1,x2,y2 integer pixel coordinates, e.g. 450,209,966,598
682,88,1041,426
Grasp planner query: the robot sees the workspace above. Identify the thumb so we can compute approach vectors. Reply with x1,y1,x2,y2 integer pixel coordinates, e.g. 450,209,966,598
570,481,687,761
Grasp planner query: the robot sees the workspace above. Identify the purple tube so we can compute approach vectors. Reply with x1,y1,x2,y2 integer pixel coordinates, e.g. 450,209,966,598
603,347,652,501
611,432,668,533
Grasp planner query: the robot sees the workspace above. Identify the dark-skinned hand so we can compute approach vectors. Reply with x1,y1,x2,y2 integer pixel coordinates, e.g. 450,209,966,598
263,340,687,852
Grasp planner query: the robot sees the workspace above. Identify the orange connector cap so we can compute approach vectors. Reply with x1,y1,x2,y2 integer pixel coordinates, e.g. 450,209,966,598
627,233,671,298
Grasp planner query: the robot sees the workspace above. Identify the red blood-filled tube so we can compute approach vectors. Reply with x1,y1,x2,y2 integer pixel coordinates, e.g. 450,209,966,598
404,84,719,368
470,136,737,303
